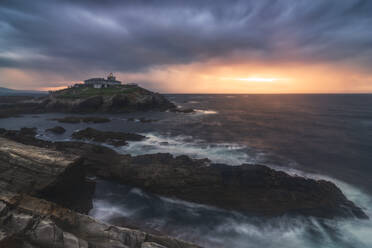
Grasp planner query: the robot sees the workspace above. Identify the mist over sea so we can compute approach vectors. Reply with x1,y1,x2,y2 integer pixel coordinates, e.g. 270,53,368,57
1,94,372,248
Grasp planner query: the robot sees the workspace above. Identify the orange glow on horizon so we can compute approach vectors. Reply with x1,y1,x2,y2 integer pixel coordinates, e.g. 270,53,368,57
219,77,290,83
2,61,372,93
119,59,372,94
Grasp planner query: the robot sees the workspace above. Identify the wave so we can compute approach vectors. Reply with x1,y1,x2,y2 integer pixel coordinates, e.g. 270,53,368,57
90,178,372,248
101,133,372,248
194,109,218,115
120,133,266,165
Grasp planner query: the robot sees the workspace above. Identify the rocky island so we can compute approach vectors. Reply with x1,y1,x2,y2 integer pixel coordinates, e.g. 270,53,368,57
0,76,177,118
41,84,175,113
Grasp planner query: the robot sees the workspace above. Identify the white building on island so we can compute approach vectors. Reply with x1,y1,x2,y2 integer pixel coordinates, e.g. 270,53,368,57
84,73,121,88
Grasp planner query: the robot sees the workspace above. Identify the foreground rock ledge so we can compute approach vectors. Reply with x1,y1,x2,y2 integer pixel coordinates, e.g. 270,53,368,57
0,193,200,248
0,138,199,248
0,137,94,213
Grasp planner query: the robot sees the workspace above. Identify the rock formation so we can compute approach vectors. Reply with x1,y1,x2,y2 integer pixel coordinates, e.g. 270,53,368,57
46,126,66,134
51,116,111,124
0,193,199,248
0,85,176,118
0,137,199,248
92,153,368,219
72,128,146,146
0,128,367,219
0,137,94,213
42,85,175,113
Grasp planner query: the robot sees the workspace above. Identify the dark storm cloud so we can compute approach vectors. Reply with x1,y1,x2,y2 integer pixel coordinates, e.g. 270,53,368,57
1,0,372,76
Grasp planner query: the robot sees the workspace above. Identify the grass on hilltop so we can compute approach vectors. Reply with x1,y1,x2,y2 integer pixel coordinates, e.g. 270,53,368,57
53,85,142,99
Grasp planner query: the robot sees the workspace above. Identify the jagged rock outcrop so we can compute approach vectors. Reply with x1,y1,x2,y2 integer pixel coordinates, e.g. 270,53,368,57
0,137,94,213
51,116,110,124
169,108,195,113
46,126,66,134
72,128,146,146
0,128,367,219
93,153,368,219
0,193,200,248
0,137,200,248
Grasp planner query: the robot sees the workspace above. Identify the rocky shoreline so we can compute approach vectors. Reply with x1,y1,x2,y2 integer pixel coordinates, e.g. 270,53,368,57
0,126,369,247
0,127,367,219
0,136,199,248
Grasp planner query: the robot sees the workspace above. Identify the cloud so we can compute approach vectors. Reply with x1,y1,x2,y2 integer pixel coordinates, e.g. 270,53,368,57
0,0,372,90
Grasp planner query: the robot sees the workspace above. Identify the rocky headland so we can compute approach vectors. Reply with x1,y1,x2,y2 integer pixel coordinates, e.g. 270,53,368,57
0,85,178,118
37,85,176,113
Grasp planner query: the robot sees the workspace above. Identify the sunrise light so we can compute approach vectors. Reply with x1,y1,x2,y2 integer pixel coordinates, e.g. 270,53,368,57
220,77,284,82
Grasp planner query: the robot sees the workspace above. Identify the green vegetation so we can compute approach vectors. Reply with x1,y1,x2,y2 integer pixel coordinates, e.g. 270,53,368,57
54,85,142,99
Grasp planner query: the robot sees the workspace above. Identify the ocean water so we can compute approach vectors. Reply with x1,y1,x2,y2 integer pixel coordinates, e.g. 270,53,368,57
1,94,372,247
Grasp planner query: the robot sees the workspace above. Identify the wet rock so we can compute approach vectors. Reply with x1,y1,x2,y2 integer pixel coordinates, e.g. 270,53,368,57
98,153,368,219
0,129,368,219
0,137,94,213
127,118,158,123
72,127,146,146
0,193,199,248
0,137,199,248
142,242,167,248
51,116,110,123
46,126,66,134
170,108,195,113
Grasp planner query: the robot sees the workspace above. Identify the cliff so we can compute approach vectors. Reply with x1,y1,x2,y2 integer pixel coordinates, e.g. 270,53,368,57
0,137,199,248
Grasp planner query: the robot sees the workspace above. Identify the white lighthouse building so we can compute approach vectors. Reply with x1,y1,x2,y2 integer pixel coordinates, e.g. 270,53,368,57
84,73,121,88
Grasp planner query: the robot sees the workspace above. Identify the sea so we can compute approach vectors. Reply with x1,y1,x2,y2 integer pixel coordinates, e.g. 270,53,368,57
1,94,372,248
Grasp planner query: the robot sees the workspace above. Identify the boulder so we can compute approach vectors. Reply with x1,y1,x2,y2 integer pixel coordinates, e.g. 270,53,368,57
72,128,146,146
0,137,94,213
51,116,111,124
46,126,66,134
170,108,195,113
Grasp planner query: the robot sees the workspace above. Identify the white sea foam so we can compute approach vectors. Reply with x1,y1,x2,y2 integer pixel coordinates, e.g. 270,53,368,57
120,133,265,165
106,133,372,248
90,176,372,248
89,199,135,221
194,109,218,115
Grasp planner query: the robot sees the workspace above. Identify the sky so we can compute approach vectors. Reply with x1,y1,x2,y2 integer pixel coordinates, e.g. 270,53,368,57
1,0,372,93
